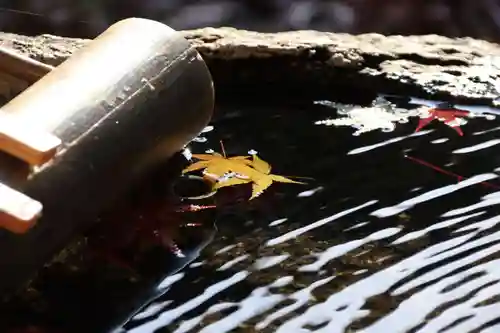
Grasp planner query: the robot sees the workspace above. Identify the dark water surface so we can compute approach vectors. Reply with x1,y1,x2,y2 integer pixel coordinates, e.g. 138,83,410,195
5,96,500,333
117,97,500,333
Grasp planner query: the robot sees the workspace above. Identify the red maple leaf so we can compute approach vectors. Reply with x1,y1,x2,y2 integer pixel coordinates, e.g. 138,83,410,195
414,104,470,136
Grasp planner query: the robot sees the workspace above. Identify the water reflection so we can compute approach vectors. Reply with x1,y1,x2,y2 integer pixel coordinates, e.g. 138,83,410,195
121,96,500,332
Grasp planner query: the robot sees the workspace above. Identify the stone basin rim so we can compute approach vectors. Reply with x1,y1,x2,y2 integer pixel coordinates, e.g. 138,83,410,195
1,26,500,105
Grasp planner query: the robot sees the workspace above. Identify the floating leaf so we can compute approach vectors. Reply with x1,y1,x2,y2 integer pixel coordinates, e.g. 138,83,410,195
183,146,304,200
414,103,470,136
317,97,498,136
182,152,252,176
249,154,272,174
215,155,303,199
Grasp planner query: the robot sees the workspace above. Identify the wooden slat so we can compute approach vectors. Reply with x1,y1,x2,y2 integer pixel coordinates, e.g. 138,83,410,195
0,111,61,166
0,181,41,233
0,47,54,84
0,46,54,233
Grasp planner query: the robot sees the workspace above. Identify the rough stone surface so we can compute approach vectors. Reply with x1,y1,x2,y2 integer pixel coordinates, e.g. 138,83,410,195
1,28,500,104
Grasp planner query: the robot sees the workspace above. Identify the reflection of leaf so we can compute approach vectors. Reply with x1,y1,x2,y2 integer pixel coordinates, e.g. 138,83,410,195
90,194,216,268
183,151,304,199
314,97,417,136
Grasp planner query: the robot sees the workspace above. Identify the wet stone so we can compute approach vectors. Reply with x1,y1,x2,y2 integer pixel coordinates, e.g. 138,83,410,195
1,28,500,104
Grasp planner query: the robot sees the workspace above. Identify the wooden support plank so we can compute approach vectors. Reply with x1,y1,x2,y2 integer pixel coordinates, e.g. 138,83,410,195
0,111,62,166
0,181,42,234
0,47,54,84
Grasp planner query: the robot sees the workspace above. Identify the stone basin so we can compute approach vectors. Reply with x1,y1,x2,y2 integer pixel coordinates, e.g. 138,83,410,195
1,27,500,333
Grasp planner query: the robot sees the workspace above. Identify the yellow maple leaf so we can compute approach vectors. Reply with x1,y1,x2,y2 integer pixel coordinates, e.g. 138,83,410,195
248,154,305,199
182,152,252,180
183,147,304,199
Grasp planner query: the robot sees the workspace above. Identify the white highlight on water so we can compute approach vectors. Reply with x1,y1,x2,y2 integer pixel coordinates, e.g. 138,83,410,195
132,300,173,321
473,125,500,135
217,254,249,271
299,228,401,272
189,261,204,268
215,244,237,255
128,271,250,333
347,130,433,155
431,138,449,144
272,218,500,333
157,273,185,290
195,277,293,333
392,211,485,245
452,139,500,154
253,254,290,270
297,186,324,197
256,276,334,330
266,200,378,246
344,221,370,231
370,173,498,218
442,190,500,217
175,276,295,333
269,218,288,226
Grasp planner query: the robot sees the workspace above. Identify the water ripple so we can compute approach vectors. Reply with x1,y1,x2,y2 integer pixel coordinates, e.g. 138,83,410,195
122,101,500,333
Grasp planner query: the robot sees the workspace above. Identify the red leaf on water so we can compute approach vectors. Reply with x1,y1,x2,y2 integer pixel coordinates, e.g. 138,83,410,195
415,105,470,136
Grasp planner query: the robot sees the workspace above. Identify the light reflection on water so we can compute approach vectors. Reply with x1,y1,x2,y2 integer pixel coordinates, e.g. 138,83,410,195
122,98,500,333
